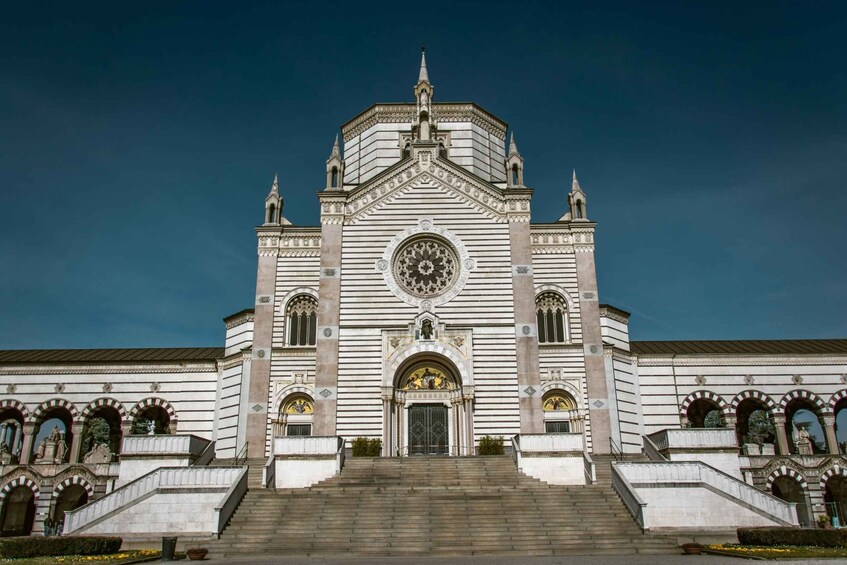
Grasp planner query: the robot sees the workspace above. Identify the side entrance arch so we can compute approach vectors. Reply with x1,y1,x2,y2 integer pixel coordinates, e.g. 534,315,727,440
382,356,473,456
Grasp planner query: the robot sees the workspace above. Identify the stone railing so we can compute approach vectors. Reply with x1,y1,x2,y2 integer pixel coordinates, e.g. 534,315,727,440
610,463,648,529
273,435,342,456
64,466,245,534
512,434,586,486
583,451,596,484
613,461,798,528
214,467,249,535
647,428,737,451
121,434,210,456
643,434,668,461
263,453,275,488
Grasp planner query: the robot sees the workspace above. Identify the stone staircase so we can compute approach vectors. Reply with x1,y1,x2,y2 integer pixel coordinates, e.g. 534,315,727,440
209,455,678,557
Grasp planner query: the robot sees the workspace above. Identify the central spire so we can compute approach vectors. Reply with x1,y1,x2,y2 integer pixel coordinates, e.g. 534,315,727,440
413,47,435,142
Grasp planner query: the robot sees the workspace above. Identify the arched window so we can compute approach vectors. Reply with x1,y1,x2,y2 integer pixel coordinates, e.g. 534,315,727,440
438,143,447,159
287,295,318,346
575,200,584,219
512,164,519,186
275,395,314,437
267,204,276,224
536,292,568,344
542,390,582,433
331,167,339,188
402,143,411,159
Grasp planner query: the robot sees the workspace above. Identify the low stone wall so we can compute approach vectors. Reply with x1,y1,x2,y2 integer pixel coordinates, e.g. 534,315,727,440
272,436,345,489
512,433,585,485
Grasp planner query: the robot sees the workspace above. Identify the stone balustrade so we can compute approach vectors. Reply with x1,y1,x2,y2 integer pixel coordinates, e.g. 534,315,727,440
65,466,245,534
122,434,210,456
271,436,346,488
648,428,737,451
613,461,798,529
273,435,341,455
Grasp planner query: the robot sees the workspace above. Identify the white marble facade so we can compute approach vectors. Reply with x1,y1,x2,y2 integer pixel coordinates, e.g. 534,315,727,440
1,52,846,535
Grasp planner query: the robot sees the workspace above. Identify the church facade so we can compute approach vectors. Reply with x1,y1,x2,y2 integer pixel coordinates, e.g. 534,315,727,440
1,52,846,536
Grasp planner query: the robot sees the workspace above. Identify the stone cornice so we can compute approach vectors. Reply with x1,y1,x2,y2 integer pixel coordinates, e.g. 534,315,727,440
341,102,507,141
637,354,847,367
224,310,254,330
0,361,219,376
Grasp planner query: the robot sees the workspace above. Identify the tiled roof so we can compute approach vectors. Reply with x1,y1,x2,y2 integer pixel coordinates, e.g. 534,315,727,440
0,347,224,364
630,340,847,356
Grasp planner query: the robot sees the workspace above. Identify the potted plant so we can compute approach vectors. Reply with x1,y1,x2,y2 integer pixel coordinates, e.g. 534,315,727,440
817,514,832,529
185,547,208,560
680,542,703,555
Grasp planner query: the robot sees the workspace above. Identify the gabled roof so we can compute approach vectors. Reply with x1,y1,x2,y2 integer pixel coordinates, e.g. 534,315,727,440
630,339,847,356
0,347,224,365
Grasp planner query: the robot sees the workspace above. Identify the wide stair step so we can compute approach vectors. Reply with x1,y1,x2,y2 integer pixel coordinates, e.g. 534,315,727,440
210,455,678,557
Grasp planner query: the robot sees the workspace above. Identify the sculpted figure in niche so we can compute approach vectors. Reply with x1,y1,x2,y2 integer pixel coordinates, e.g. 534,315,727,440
55,437,67,463
421,319,433,340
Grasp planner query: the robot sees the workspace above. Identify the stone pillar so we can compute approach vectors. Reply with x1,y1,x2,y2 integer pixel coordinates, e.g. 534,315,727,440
464,397,474,455
823,413,839,455
314,194,345,436
505,191,543,434
573,225,611,453
12,424,22,459
69,423,84,463
246,226,282,459
381,390,392,457
773,414,790,455
19,422,37,464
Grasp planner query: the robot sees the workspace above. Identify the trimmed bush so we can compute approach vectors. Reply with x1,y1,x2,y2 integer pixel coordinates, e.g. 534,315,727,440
737,527,847,548
478,435,504,455
0,535,122,558
352,437,382,457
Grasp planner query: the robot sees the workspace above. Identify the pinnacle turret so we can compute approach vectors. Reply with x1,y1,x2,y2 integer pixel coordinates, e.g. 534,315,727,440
418,47,429,84
509,133,520,156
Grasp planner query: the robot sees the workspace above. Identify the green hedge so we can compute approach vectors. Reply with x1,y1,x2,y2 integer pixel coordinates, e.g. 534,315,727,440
352,437,382,457
737,527,847,548
478,435,504,455
0,536,122,558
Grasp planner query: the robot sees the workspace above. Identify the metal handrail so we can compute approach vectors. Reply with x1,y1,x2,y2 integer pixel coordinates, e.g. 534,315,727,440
234,441,248,466
609,437,623,462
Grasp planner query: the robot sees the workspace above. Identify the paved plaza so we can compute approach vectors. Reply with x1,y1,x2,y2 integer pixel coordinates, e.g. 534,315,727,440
215,554,836,565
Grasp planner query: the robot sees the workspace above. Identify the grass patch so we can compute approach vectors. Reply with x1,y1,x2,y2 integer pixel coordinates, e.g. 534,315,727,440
707,544,847,559
1,549,160,565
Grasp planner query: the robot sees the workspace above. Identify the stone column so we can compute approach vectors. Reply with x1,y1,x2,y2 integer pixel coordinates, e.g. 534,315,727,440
573,225,611,453
381,389,392,457
12,424,22,460
69,423,85,463
246,226,282,459
463,396,474,455
772,414,790,455
505,191,543,434
20,422,37,464
822,413,839,455
313,197,344,436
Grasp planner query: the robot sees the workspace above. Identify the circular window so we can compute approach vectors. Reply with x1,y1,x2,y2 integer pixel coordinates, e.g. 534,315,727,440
393,237,459,298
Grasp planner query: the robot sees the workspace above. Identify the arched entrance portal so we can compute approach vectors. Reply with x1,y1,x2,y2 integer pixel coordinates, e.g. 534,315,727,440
383,358,473,457
0,486,36,537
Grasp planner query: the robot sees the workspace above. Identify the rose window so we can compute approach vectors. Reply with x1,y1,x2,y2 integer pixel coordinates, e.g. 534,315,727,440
393,237,459,298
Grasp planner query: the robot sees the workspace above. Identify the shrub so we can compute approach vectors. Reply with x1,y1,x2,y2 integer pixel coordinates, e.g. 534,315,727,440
737,527,847,548
478,435,504,455
351,437,382,457
0,536,122,558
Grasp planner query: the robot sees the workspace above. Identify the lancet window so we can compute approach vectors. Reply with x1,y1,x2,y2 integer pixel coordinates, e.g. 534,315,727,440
536,292,568,344
287,295,318,346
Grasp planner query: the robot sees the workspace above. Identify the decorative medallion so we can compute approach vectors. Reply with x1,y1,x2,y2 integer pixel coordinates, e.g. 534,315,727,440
319,388,333,398
284,398,313,415
379,219,474,308
523,386,537,396
543,394,575,411
54,383,65,393
695,375,707,386
150,382,161,393
792,374,803,385
102,383,113,393
252,404,263,412
403,366,454,391
5,384,16,394
394,237,459,298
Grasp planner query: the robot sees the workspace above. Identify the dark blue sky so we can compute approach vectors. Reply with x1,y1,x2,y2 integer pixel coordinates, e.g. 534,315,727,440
2,2,845,349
